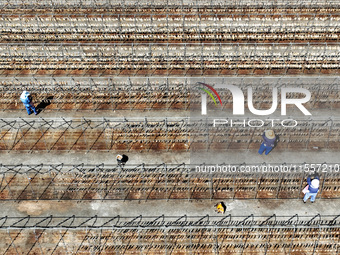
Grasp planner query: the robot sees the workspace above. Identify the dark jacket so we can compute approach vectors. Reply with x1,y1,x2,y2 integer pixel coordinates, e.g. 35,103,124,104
262,133,276,147
307,176,320,193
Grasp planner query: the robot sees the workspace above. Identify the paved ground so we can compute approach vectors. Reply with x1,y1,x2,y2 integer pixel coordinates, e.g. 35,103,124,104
1,199,338,218
1,150,339,166
0,151,188,165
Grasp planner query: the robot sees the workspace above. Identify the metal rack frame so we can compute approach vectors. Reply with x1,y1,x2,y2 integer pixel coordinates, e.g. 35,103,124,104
0,163,339,201
0,76,339,111
0,43,339,75
1,214,339,254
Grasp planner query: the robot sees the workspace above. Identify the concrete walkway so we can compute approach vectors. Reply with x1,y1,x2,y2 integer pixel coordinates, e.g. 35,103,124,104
2,199,339,218
0,150,338,166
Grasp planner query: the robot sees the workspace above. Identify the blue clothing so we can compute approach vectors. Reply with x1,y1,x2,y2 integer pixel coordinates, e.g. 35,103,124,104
20,91,31,104
262,133,276,147
258,143,273,155
303,192,317,202
20,91,38,115
307,176,320,193
303,176,320,202
24,103,38,115
258,132,276,155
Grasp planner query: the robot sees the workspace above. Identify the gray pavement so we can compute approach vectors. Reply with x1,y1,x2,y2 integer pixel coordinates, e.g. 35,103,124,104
191,150,340,165
1,199,338,218
0,151,188,165
1,150,338,166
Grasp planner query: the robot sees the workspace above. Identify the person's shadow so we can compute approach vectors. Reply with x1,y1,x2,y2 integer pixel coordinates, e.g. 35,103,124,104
274,135,280,147
36,96,53,112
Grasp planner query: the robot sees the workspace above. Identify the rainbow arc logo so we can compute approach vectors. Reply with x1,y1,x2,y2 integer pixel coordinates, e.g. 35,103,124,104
197,82,222,115
197,82,222,106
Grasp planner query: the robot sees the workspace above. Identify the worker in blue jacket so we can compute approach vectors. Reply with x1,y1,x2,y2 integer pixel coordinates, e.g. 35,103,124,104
258,130,276,155
20,91,38,115
303,175,320,203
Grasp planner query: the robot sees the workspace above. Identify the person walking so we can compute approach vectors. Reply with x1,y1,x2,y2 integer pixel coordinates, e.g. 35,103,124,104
215,202,226,214
20,91,38,115
258,130,276,155
117,154,129,166
303,174,320,203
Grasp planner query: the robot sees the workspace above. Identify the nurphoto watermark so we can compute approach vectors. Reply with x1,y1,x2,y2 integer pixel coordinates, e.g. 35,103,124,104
195,163,340,174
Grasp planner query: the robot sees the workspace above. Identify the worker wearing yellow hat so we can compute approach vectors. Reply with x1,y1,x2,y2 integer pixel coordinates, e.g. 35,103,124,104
258,130,277,155
215,202,226,214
